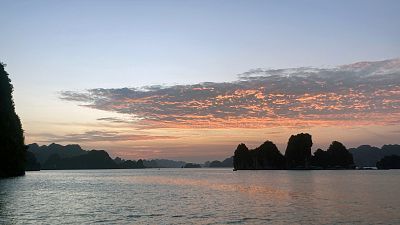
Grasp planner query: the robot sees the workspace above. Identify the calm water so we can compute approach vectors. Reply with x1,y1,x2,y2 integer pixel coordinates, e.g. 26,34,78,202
0,169,399,224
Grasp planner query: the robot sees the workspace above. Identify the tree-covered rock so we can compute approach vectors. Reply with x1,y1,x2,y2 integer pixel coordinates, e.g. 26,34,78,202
311,148,329,168
254,141,285,169
326,141,354,168
233,134,357,170
0,63,26,177
233,141,285,170
209,160,224,167
284,133,312,169
233,143,251,169
311,142,354,169
208,156,233,168
183,163,201,168
119,159,145,169
376,155,400,169
25,151,40,171
28,143,86,164
349,144,400,167
42,150,119,170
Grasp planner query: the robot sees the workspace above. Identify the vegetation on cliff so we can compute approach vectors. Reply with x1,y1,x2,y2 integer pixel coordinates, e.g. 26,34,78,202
376,155,400,169
0,63,26,177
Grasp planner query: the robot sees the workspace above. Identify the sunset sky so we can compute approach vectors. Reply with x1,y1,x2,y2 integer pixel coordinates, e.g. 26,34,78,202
1,0,399,162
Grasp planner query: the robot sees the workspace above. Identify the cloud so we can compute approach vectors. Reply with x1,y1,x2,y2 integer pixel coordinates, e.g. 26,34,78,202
60,58,400,129
34,130,178,143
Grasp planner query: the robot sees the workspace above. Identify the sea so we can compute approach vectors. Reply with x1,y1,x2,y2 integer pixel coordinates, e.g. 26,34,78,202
1,169,399,224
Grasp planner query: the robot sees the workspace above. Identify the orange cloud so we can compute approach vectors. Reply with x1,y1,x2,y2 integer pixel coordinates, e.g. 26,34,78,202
60,58,400,130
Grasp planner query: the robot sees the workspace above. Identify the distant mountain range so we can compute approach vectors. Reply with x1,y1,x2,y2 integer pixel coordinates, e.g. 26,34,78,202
218,144,400,169
204,157,233,168
27,143,400,170
28,143,187,170
28,143,120,170
349,145,400,167
28,143,86,164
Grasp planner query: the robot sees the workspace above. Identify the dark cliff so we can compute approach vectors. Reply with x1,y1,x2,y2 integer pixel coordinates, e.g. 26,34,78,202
0,63,26,177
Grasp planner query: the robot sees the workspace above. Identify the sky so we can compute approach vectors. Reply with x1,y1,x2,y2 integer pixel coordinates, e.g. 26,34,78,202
1,0,399,162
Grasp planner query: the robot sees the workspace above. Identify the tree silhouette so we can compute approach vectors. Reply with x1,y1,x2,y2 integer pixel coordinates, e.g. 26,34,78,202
0,63,26,177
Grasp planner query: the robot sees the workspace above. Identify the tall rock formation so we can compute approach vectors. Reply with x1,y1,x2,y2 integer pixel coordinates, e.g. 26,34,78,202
284,133,312,169
0,63,26,177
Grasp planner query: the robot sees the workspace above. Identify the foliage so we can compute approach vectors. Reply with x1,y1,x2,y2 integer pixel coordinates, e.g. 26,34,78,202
376,155,400,169
0,63,26,177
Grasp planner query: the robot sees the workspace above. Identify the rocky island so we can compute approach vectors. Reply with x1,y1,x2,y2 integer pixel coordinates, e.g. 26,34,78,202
233,133,355,170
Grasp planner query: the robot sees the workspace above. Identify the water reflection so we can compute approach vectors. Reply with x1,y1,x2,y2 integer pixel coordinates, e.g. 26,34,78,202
121,175,289,199
0,169,399,224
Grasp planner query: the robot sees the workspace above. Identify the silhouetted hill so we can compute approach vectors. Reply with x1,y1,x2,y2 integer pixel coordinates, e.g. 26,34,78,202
349,145,400,167
29,143,147,170
115,158,145,169
183,163,201,168
311,141,354,169
0,63,26,178
376,155,400,169
25,151,40,171
234,141,286,170
42,150,118,170
234,134,355,170
285,133,312,169
28,143,86,164
206,156,234,168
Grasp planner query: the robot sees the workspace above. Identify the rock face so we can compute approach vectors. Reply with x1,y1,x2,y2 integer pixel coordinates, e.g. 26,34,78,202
284,133,313,169
0,63,26,178
233,141,285,170
376,155,400,169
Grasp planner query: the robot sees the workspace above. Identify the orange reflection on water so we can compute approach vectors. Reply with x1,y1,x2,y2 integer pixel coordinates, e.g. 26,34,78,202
123,175,289,200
